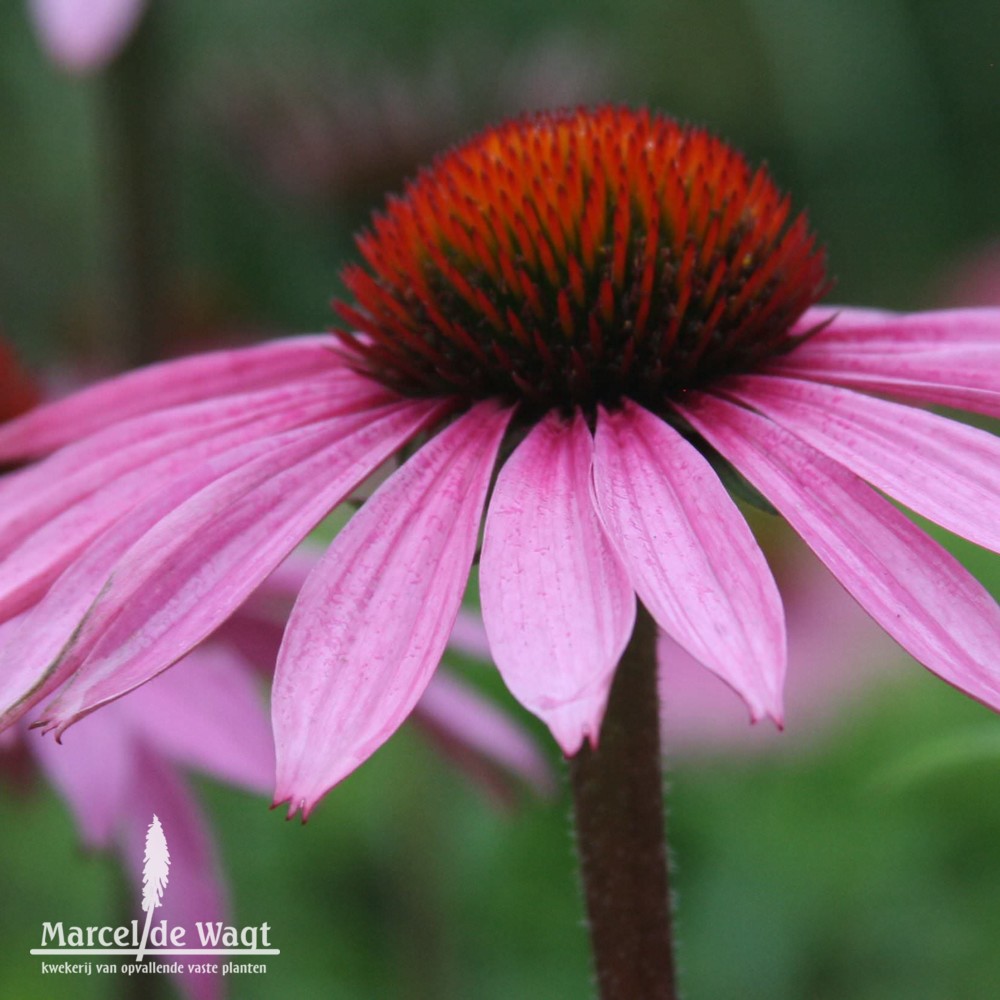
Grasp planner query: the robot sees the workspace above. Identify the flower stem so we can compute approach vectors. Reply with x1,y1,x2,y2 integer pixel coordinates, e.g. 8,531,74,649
102,3,173,367
568,603,677,999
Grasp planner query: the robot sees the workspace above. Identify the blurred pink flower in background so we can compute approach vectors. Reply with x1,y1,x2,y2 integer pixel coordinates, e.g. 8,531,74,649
937,241,1000,308
28,0,147,74
3,551,550,998
16,643,271,1000
212,34,618,205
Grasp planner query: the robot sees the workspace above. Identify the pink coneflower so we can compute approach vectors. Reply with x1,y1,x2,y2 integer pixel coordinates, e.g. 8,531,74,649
0,107,998,827
5,640,274,1000
28,0,147,75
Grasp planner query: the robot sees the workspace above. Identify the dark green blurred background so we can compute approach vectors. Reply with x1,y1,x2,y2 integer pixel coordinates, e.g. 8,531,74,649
2,1,1000,997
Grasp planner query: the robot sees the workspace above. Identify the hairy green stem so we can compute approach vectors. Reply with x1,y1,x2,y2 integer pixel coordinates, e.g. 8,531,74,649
103,3,172,367
569,603,677,999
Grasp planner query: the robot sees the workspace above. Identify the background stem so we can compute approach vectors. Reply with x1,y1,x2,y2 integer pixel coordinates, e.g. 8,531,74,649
103,3,173,368
568,603,677,1000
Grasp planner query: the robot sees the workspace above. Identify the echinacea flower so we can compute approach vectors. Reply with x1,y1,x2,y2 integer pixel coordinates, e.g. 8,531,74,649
27,0,147,75
6,639,274,1000
1,107,999,821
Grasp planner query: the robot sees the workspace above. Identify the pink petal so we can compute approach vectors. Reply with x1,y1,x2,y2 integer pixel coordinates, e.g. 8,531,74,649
480,411,635,753
0,420,342,731
0,335,344,459
678,393,1000,711
0,376,375,621
118,642,273,794
119,751,226,1000
0,370,367,541
41,400,446,731
721,374,1000,554
771,308,1000,417
411,670,555,802
26,708,133,848
273,402,512,818
220,554,494,675
217,548,544,800
29,0,146,74
592,402,785,724
658,524,903,753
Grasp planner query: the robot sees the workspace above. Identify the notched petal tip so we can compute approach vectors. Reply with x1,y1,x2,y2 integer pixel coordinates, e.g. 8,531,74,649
24,715,66,743
270,793,310,824
481,409,633,759
595,402,787,723
681,391,1000,719
27,705,75,743
272,403,510,819
748,699,785,731
548,707,605,757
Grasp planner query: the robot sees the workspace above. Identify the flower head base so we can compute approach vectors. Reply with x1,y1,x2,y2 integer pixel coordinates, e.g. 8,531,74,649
336,106,829,414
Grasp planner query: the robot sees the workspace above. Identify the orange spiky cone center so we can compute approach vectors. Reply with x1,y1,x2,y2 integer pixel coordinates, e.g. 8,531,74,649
334,106,828,415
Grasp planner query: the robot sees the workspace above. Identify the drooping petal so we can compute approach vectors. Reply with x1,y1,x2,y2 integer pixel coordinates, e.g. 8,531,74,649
218,557,497,674
0,420,340,730
0,370,369,541
119,750,226,1000
0,376,380,621
770,308,1000,417
239,546,316,610
678,393,1000,711
0,335,344,459
26,708,133,849
592,402,785,723
118,643,273,794
721,374,1000,554
657,523,903,753
273,402,512,818
410,671,555,802
480,411,635,753
40,400,445,731
28,0,146,74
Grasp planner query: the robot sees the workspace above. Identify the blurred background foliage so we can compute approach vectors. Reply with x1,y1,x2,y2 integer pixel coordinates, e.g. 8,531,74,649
1,0,1000,997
